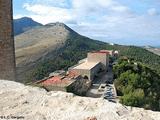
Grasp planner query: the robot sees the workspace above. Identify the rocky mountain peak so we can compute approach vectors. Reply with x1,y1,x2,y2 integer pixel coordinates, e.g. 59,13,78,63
45,22,65,27
44,22,77,34
15,17,33,21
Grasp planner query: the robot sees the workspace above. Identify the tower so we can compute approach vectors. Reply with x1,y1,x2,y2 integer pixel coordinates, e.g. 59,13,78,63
0,0,16,80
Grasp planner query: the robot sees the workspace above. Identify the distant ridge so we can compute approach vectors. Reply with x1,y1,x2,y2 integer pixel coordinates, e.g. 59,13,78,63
14,17,43,35
143,45,155,49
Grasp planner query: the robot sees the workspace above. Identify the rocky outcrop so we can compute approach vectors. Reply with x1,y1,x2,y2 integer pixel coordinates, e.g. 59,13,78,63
0,80,160,120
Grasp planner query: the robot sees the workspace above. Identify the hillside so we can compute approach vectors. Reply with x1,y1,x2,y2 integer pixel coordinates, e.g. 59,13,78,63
0,80,160,120
15,22,160,83
145,47,160,56
14,17,42,35
15,22,77,82
113,58,160,111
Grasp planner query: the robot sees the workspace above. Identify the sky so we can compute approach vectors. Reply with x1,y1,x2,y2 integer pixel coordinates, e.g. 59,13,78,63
13,0,160,46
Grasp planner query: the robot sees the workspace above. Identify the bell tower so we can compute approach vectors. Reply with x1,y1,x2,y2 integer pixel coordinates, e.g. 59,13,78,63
0,0,16,80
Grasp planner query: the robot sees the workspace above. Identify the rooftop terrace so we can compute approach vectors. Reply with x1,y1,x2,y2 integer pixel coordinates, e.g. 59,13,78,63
73,62,100,70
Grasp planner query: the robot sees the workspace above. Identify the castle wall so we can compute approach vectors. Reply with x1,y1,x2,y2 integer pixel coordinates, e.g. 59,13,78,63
87,52,109,70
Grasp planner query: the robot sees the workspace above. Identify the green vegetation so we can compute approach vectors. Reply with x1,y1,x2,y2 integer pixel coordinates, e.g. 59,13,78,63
26,33,160,85
113,58,160,111
26,34,107,82
20,24,160,111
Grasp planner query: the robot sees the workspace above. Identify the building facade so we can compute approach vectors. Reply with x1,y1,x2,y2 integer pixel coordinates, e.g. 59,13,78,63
0,0,16,81
70,62,103,81
87,51,109,70
70,50,110,81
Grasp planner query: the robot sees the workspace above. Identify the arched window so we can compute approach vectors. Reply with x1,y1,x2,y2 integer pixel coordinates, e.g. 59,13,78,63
84,75,89,80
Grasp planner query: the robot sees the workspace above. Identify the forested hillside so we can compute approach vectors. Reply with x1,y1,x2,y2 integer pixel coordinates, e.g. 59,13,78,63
113,58,160,111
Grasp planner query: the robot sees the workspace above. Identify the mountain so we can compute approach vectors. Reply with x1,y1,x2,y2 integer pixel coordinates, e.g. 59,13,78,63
14,17,43,35
15,22,78,82
15,22,160,83
0,80,160,120
145,46,160,56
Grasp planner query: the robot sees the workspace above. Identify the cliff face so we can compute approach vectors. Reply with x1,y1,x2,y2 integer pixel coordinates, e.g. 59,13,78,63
0,80,160,120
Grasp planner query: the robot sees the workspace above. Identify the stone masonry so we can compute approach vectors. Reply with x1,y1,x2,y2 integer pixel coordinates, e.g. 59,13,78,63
0,0,16,80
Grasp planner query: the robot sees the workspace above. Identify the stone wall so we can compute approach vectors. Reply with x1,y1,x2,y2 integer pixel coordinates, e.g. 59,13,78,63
0,0,16,80
87,52,109,69
42,85,67,92
67,78,92,96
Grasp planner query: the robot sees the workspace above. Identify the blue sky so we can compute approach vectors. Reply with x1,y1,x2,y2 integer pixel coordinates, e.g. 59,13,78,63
13,0,160,46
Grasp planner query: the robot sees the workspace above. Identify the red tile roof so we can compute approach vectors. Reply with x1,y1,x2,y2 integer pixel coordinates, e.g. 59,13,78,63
42,76,62,85
68,70,79,77
40,70,79,86
91,50,110,54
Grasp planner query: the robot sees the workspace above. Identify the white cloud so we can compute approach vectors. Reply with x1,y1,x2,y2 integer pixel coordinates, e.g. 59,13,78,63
110,5,129,12
70,13,160,45
72,0,130,15
23,0,131,24
23,3,74,24
27,0,69,8
147,8,158,16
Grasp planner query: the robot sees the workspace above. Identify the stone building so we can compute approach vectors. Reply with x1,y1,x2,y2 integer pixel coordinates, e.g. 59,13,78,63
36,71,91,96
87,51,109,70
69,51,110,81
0,0,16,80
70,62,103,81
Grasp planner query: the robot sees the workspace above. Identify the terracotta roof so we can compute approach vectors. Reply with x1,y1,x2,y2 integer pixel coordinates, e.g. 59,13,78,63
90,50,110,54
41,76,72,86
67,70,79,78
39,70,79,86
